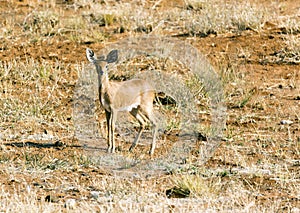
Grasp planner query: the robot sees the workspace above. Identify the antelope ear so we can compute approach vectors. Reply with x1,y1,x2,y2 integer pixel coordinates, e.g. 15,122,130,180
86,48,96,63
106,50,118,63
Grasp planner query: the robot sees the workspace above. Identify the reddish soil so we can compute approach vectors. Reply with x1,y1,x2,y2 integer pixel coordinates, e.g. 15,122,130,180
0,0,299,210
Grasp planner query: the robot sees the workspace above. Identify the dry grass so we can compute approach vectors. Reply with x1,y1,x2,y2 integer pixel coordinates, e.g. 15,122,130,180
0,0,274,39
0,59,76,142
0,0,299,212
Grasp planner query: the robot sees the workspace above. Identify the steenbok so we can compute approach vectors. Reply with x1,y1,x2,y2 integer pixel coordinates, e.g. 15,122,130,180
86,48,157,155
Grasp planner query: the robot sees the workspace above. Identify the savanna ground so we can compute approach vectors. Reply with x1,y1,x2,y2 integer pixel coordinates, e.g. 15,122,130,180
0,0,299,212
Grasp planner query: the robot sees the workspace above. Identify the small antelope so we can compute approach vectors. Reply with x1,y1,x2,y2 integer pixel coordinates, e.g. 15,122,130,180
86,48,157,155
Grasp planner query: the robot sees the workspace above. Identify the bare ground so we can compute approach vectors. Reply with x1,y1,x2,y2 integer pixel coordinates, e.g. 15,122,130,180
0,0,299,211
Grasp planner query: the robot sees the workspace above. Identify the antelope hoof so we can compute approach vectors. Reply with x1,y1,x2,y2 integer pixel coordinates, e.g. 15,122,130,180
107,147,114,153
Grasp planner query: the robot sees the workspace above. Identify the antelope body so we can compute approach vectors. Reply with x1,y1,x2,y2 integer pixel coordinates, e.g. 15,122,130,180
86,48,157,155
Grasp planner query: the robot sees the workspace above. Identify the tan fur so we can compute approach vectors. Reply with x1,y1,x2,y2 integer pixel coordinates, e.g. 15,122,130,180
86,48,157,155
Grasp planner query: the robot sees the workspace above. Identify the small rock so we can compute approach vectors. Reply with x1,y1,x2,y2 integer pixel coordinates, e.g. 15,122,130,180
280,120,293,125
54,140,64,146
166,187,190,198
90,191,100,199
64,199,76,209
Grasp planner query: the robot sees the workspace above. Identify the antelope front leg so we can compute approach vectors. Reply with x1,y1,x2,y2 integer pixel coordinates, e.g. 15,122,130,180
105,110,112,153
110,110,117,153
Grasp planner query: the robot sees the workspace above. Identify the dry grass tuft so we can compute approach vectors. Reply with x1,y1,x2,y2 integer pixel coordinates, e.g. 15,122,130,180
0,59,76,141
0,0,299,211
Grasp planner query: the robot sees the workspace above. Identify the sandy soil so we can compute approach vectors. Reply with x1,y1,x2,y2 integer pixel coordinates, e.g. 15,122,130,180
0,0,299,211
